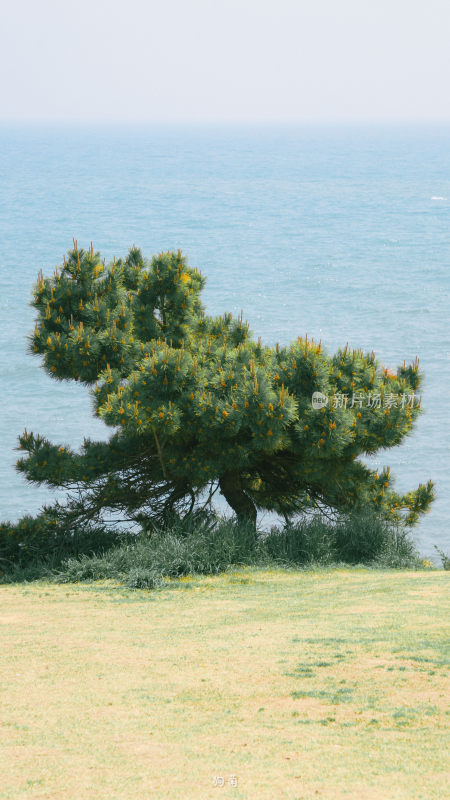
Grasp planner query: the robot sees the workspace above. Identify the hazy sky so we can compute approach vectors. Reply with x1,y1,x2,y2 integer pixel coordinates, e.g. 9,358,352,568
1,0,449,123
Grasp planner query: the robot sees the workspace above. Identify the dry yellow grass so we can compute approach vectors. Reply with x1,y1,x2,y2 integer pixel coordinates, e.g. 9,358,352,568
1,568,449,799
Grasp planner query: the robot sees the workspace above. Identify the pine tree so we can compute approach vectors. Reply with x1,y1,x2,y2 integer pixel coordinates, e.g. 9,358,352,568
15,242,434,530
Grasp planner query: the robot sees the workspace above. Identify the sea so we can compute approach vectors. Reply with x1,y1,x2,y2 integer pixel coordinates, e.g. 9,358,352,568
0,124,449,560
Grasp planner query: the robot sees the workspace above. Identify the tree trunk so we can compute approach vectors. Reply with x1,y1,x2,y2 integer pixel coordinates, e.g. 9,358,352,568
219,472,257,529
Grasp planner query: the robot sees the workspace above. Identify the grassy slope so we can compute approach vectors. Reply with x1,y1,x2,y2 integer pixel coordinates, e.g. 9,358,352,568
1,568,449,800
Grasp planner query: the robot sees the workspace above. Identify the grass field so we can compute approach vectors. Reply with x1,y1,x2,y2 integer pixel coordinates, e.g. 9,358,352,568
1,568,449,800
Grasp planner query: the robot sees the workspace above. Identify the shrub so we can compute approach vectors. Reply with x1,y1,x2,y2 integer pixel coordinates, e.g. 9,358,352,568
1,510,422,587
0,509,123,570
262,516,335,565
434,546,450,570
332,510,398,564
262,510,420,568
52,515,261,588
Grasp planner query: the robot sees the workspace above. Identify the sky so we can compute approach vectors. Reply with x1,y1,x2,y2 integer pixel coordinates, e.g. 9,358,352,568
1,0,449,123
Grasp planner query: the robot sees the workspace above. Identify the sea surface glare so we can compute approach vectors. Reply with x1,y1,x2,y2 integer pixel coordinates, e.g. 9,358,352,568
0,124,449,559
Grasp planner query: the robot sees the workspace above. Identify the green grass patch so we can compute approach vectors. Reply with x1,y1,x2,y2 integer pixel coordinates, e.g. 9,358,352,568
0,568,448,799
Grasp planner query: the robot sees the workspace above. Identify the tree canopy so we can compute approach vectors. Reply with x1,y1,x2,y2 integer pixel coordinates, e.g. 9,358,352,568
16,242,434,530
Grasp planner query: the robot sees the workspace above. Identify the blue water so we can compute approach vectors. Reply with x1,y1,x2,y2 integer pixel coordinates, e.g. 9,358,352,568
1,124,449,559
